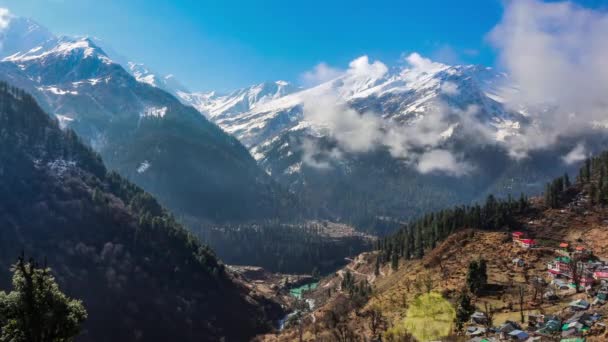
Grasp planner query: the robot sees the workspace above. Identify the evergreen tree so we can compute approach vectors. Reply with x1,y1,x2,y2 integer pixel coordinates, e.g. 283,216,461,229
391,252,399,271
455,291,475,331
466,259,488,295
374,256,381,276
0,257,87,342
564,173,571,189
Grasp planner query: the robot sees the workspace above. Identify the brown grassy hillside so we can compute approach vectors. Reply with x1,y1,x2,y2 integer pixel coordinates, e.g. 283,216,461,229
259,175,608,341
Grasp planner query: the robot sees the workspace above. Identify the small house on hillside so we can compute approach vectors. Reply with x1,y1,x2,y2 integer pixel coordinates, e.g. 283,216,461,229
507,329,529,341
470,311,488,325
593,269,608,281
520,239,537,249
512,232,524,241
568,299,590,311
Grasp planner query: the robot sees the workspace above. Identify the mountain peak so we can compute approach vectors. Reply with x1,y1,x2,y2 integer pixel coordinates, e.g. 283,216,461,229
0,13,55,58
3,35,112,64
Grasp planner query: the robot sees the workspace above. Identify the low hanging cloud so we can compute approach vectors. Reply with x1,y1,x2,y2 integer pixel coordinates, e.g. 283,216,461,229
489,0,608,157
416,149,473,176
0,8,11,30
440,81,460,95
300,62,344,87
300,54,475,176
562,143,587,165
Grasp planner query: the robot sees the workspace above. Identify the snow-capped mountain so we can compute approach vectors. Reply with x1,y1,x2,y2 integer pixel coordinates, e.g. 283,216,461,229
0,14,54,58
0,14,296,224
178,80,297,119
175,56,594,229
127,61,189,96
200,57,521,157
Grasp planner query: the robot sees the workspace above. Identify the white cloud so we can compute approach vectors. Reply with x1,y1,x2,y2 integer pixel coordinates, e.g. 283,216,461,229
489,0,608,157
347,55,388,79
302,92,382,154
299,55,478,177
0,8,12,31
562,143,587,165
440,81,460,95
300,62,343,86
416,149,473,176
404,52,446,74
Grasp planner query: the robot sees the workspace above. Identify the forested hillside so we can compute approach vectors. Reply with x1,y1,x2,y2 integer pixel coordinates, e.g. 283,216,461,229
200,221,373,274
0,82,282,341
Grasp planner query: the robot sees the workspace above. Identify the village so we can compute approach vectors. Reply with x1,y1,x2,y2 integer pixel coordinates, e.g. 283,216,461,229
465,231,608,342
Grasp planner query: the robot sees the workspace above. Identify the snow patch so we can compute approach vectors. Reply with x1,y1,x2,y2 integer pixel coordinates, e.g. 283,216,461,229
141,106,167,118
55,114,74,129
137,161,151,174
38,86,78,96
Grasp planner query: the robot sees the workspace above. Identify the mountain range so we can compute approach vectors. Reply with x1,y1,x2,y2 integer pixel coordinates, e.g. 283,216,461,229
0,83,282,341
0,15,296,227
176,56,605,229
1,13,605,234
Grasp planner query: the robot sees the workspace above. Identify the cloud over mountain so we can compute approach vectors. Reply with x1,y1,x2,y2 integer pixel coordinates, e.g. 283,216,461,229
490,0,608,157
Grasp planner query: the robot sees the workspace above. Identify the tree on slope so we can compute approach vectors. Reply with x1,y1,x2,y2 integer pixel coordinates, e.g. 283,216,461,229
466,259,488,295
455,291,475,331
0,257,87,342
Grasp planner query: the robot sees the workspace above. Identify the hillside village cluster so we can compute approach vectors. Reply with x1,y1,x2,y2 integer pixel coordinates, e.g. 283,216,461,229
466,232,608,342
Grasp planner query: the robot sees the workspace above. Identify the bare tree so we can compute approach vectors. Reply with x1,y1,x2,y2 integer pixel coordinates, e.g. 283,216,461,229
569,256,582,293
422,272,434,294
483,302,494,331
366,305,386,339
518,285,526,323
333,322,357,342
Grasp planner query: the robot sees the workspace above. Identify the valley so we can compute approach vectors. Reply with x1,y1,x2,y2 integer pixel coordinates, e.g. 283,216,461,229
0,1,607,341
260,153,608,341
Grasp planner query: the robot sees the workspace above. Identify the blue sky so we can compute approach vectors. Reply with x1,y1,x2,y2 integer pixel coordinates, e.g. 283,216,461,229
0,0,606,92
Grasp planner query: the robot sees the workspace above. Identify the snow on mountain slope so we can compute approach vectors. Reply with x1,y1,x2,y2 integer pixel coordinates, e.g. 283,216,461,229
0,14,294,224
204,56,521,157
127,61,189,95
178,80,297,119
0,13,54,58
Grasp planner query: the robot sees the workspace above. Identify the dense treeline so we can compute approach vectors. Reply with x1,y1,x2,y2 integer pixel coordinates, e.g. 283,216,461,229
578,153,608,205
199,222,372,274
377,148,608,267
0,82,282,341
377,193,529,265
543,152,608,208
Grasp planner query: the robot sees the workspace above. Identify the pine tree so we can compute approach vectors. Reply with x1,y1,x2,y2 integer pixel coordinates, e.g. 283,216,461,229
455,291,475,331
0,257,87,342
391,252,399,271
466,259,488,295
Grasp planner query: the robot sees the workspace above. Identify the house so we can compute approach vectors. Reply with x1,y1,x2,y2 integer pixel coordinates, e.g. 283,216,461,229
568,299,590,311
548,257,571,276
465,326,486,336
512,231,524,241
470,311,488,325
498,321,521,340
592,292,607,306
552,279,570,290
536,319,561,335
593,268,608,281
507,329,529,340
519,239,537,249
